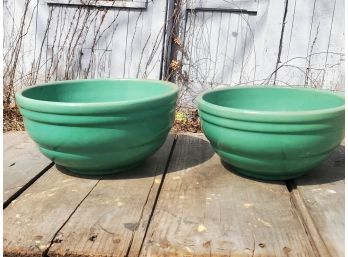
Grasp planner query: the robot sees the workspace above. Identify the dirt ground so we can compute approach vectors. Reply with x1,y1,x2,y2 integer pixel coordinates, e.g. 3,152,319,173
171,109,202,133
3,106,201,133
3,106,24,133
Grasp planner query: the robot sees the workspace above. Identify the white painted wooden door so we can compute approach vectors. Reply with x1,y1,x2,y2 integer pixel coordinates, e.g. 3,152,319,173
170,0,344,107
175,0,259,106
3,0,344,107
3,0,169,93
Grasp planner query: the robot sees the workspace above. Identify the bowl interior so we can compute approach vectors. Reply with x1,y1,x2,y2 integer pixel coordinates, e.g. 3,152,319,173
22,80,176,103
202,87,344,112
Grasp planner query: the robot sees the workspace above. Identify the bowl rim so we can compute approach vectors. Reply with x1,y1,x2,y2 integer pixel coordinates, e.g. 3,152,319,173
197,86,345,122
16,79,178,114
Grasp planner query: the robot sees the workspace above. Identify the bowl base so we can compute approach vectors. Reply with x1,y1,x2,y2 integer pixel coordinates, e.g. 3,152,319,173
63,162,143,176
226,164,307,181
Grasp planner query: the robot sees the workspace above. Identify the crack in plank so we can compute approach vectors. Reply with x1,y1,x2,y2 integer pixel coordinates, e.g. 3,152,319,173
3,162,54,209
134,134,178,257
287,181,332,257
42,179,101,257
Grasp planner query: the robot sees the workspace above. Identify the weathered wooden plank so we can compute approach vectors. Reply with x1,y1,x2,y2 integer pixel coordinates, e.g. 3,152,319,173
276,0,344,90
320,0,344,91
4,0,46,91
5,0,345,108
4,166,99,257
109,10,132,78
3,0,16,54
228,13,251,85
46,5,90,80
140,133,316,256
28,0,52,85
303,0,335,88
220,12,238,84
4,135,175,257
235,12,259,85
5,0,168,87
272,0,309,86
74,7,115,78
138,0,168,79
178,2,281,107
124,10,145,77
180,10,204,105
209,11,222,84
252,0,287,85
191,11,213,86
180,10,257,105
3,131,52,204
293,145,344,257
45,135,175,257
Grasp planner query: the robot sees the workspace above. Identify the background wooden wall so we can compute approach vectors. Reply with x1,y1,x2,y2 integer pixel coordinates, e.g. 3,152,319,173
3,0,345,107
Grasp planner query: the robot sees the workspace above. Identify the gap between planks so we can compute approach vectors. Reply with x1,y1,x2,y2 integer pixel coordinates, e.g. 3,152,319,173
4,131,54,207
42,180,101,256
4,133,336,257
43,134,179,257
134,134,178,257
3,162,54,209
286,180,332,257
139,134,317,256
138,133,338,257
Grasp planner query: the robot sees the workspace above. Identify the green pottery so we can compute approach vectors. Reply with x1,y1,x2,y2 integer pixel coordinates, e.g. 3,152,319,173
198,86,345,180
16,79,178,175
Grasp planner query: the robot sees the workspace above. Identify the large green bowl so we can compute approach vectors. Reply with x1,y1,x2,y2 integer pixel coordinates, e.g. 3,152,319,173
198,86,345,180
16,79,178,175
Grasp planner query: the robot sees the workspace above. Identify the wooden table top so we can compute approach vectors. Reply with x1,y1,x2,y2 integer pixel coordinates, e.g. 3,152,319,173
3,131,344,257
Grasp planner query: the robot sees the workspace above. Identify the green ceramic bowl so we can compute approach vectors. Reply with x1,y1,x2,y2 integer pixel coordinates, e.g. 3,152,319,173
198,86,345,180
16,79,178,175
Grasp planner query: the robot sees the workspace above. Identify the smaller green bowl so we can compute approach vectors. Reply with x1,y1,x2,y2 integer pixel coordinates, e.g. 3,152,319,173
16,79,178,175
198,86,345,180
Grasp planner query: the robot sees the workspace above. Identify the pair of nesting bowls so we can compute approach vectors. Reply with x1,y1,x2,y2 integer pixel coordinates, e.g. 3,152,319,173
16,79,345,180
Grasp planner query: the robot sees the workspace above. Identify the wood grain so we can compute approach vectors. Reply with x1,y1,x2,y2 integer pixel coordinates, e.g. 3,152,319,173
46,135,175,257
277,0,344,90
4,135,175,257
3,131,52,204
293,145,345,257
4,165,99,257
4,0,345,108
140,134,316,256
4,0,168,90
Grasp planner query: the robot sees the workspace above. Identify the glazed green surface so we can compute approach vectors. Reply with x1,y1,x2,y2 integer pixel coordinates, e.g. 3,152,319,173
198,86,345,180
203,87,344,111
22,80,174,103
16,79,178,175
